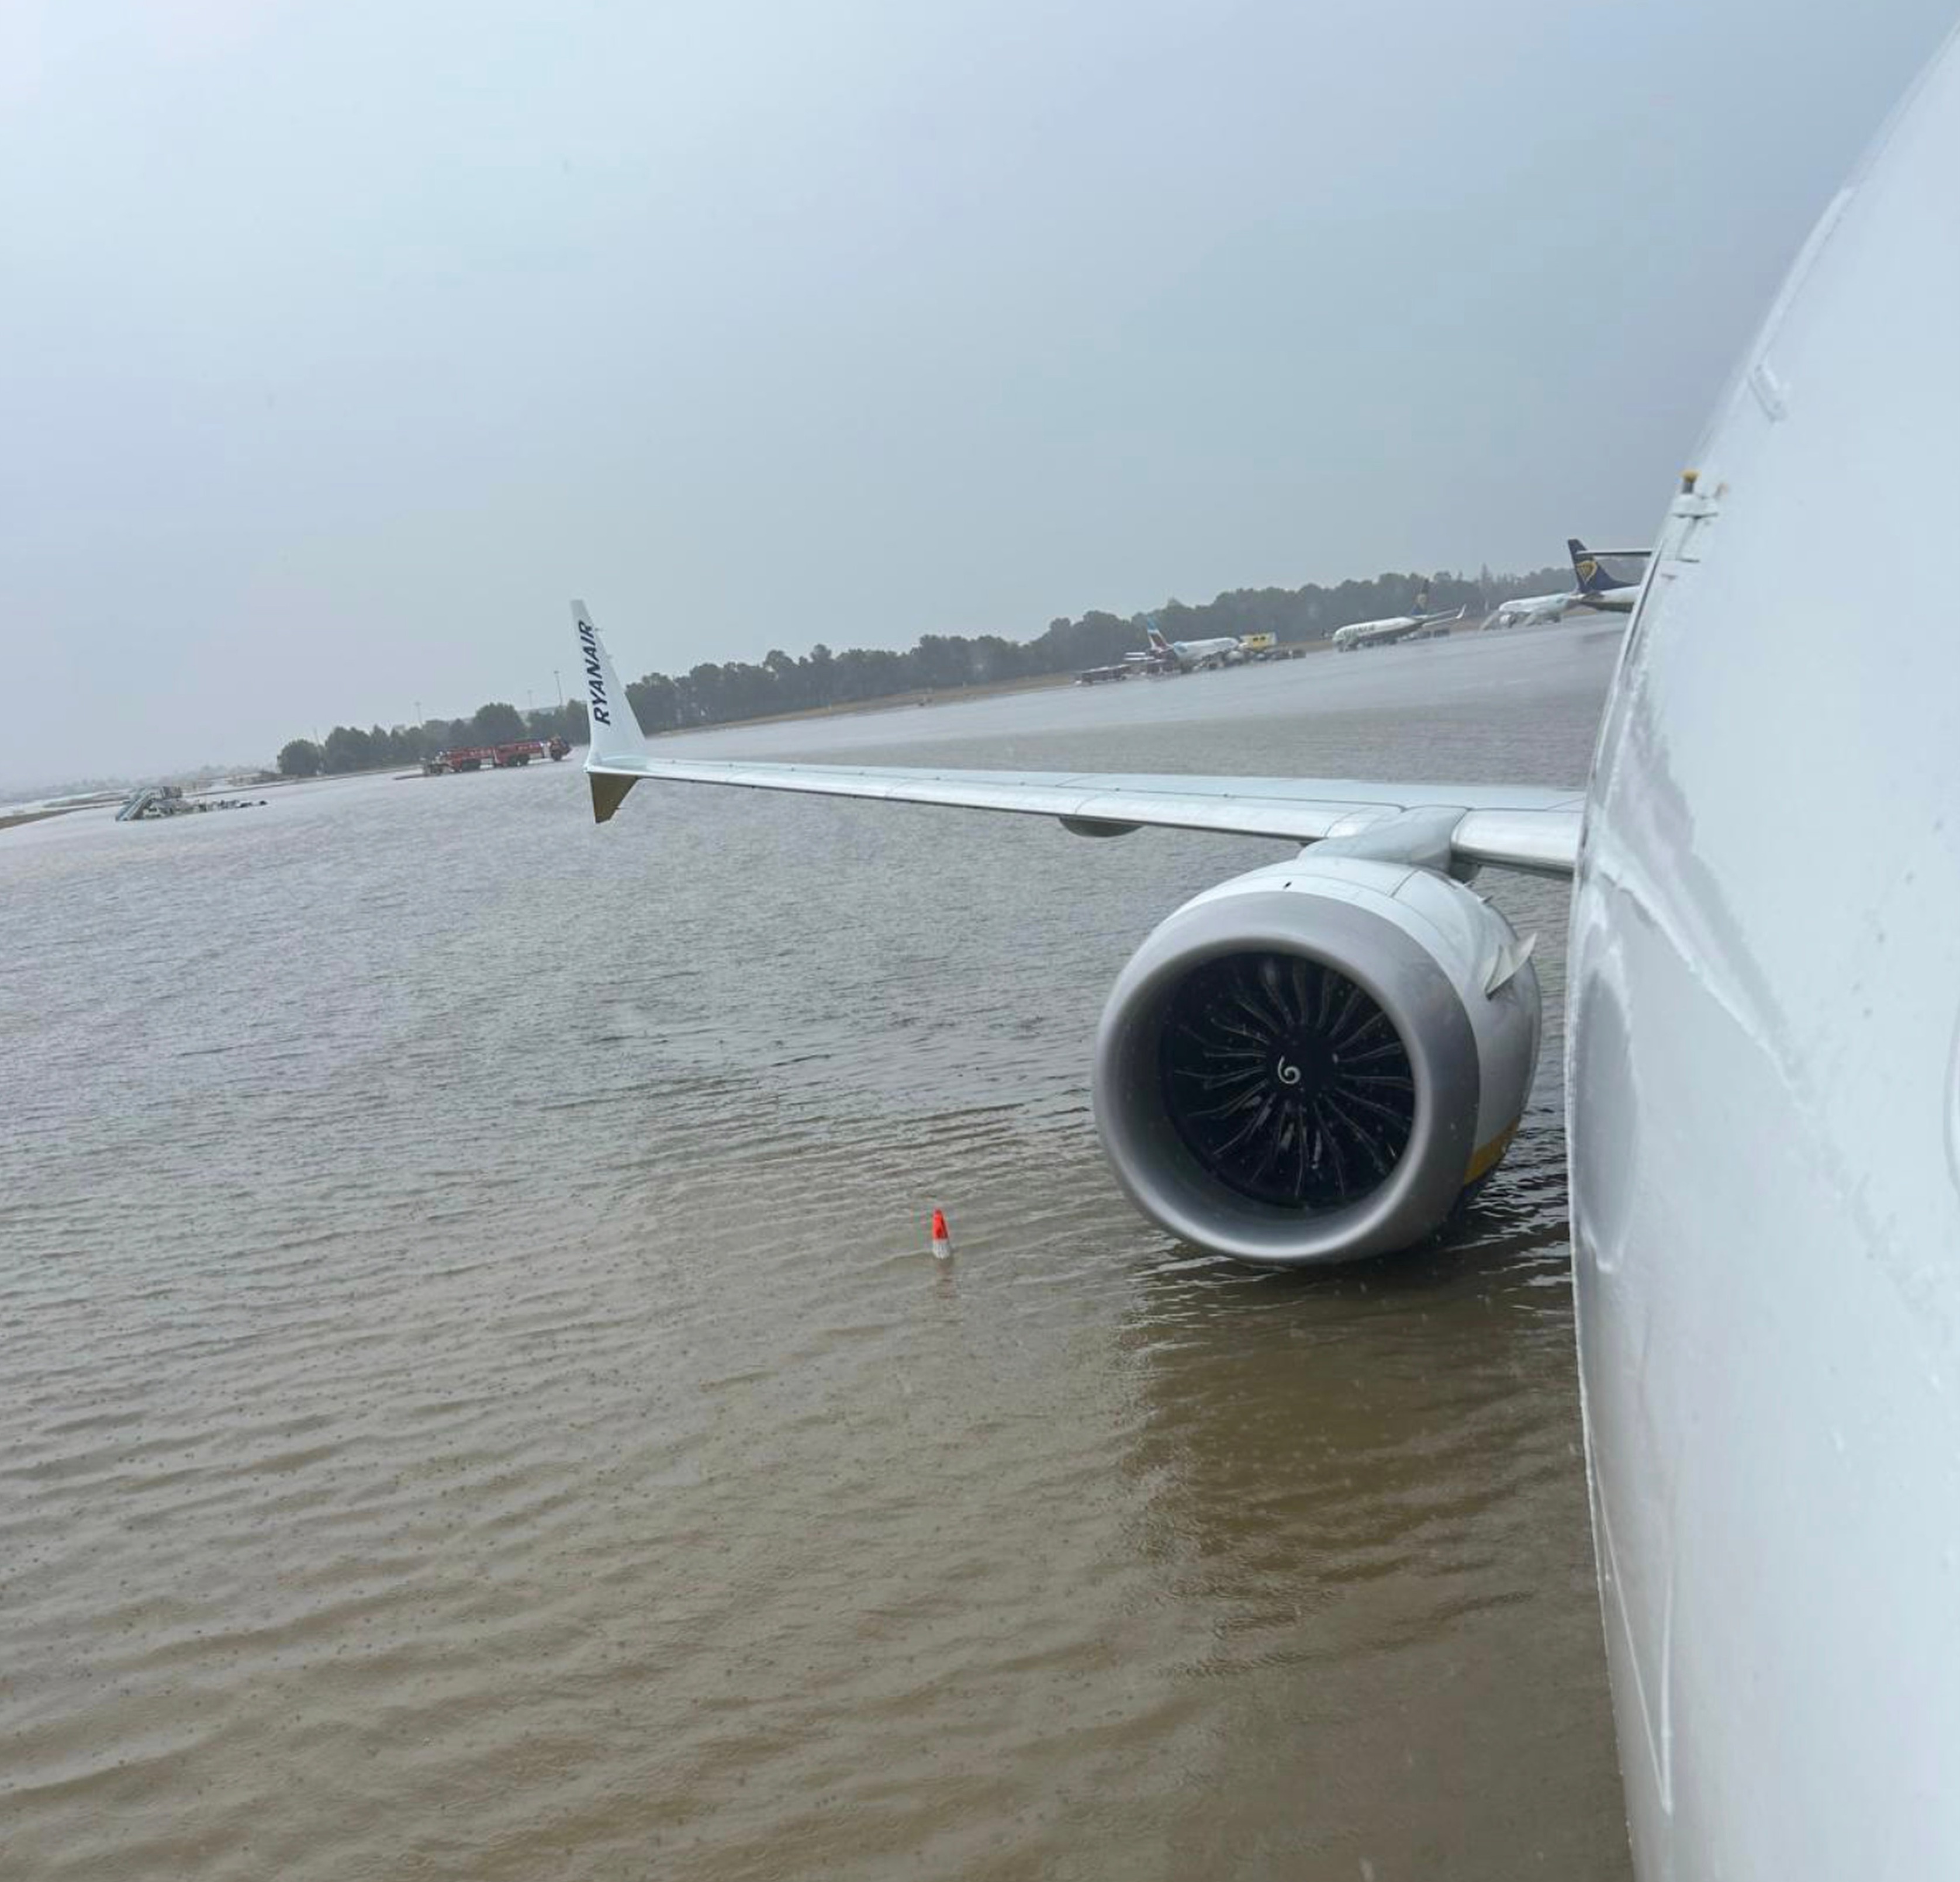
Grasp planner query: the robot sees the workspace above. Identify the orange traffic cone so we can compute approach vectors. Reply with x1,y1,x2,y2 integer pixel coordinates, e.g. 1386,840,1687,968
930,1207,953,1261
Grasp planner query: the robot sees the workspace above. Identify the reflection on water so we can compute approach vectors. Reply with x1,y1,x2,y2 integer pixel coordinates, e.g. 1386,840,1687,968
0,625,1630,1878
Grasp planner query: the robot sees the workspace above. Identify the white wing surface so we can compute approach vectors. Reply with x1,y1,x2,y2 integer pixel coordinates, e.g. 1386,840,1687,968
572,603,1582,878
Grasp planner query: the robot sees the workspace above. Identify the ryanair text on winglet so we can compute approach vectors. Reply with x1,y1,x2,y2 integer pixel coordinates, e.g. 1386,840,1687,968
579,617,611,726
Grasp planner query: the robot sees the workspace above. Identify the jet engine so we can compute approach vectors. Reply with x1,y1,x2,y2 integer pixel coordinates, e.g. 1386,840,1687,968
1091,853,1540,1267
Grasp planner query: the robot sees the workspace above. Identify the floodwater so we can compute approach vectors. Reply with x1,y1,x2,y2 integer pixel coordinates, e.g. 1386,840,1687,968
1,621,1633,1880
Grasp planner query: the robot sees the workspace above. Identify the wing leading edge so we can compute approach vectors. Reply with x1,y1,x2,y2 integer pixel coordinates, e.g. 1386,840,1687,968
572,603,1582,878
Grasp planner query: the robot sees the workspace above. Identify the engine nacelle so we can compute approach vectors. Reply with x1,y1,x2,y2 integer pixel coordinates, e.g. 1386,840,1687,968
1091,854,1541,1267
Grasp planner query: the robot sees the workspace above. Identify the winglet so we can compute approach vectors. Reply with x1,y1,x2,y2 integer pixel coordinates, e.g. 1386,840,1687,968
572,599,647,823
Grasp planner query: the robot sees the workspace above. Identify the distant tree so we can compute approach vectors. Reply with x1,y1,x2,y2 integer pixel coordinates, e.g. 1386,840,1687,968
802,643,835,707
278,738,322,779
392,722,433,762
912,635,969,689
520,698,588,745
763,648,801,712
968,635,1020,683
471,701,526,743
322,725,375,773
680,663,727,724
625,674,679,735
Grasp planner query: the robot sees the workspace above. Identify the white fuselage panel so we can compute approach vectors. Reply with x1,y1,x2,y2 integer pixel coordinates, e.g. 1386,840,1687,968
1570,33,1960,1878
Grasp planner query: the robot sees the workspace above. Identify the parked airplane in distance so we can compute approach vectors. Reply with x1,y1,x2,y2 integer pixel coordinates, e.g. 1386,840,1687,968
1329,590,1468,651
1566,537,1651,611
1481,589,1573,630
575,30,1960,1876
1139,619,1245,672
1483,534,1659,629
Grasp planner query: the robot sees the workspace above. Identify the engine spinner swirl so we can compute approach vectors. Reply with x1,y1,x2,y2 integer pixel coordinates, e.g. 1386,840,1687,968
1159,951,1416,1210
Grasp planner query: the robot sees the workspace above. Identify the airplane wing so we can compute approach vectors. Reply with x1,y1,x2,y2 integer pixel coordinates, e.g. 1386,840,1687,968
572,604,1582,878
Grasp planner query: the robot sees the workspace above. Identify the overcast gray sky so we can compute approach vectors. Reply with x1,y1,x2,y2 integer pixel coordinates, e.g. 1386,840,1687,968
2,0,1951,785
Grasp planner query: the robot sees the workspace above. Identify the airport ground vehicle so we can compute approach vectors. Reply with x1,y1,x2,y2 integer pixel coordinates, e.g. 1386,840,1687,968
424,738,569,773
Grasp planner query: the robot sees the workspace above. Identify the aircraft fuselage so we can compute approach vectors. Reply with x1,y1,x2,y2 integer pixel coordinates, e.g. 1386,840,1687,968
1569,37,1960,1876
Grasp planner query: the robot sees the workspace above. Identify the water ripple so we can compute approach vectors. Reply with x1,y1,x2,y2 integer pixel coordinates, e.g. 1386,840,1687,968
0,629,1629,1880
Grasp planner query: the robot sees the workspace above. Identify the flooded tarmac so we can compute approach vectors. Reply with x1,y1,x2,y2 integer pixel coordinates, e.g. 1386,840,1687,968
0,621,1632,1880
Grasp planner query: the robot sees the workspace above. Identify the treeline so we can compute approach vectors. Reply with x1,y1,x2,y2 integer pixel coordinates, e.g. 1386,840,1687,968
275,563,1568,774
278,700,586,779
613,566,1567,733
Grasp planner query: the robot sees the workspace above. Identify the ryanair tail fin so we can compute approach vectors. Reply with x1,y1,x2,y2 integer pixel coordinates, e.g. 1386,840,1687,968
572,600,647,823
1567,538,1618,594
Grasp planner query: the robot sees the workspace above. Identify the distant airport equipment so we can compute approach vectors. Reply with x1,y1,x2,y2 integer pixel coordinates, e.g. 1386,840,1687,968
115,784,261,821
1329,590,1468,651
574,32,1960,1877
1566,537,1651,611
1232,631,1304,662
116,784,184,821
1074,664,1129,685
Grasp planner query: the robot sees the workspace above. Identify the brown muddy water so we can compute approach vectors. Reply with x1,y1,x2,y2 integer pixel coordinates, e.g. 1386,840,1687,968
0,621,1632,1879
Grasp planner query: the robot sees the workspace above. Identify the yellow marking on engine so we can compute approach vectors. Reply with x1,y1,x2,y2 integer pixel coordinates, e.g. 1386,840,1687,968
1465,1123,1518,1185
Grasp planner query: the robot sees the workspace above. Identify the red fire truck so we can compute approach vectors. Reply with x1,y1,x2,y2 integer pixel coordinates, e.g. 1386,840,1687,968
424,736,571,775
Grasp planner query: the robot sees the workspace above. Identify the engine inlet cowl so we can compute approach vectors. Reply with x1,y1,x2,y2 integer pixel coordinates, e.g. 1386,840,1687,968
1092,856,1540,1268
